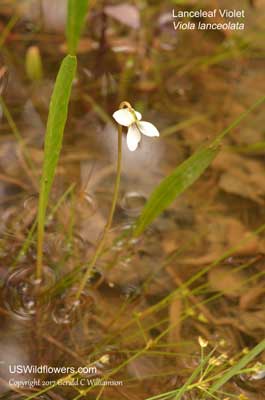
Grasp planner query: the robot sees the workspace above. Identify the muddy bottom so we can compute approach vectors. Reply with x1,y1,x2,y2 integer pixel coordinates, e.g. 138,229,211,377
0,0,265,399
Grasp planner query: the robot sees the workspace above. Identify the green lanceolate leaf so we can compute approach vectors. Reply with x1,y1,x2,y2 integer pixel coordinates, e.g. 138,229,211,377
39,55,76,214
67,0,90,55
37,55,77,275
134,94,265,237
134,144,220,237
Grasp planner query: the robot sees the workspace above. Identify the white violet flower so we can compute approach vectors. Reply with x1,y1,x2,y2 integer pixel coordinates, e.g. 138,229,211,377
112,107,159,151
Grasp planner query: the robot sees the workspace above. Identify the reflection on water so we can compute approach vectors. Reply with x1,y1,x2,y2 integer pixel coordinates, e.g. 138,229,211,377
3,267,55,320
0,393,52,399
0,0,265,398
120,191,147,217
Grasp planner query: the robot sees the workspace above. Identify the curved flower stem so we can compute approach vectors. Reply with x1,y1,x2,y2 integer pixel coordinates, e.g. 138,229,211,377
75,109,125,301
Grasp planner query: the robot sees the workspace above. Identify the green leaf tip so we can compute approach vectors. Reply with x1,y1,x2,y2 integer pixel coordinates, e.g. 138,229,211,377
67,0,90,55
40,54,77,209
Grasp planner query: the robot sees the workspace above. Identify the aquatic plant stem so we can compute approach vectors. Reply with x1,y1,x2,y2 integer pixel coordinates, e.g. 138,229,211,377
36,221,44,280
75,114,124,301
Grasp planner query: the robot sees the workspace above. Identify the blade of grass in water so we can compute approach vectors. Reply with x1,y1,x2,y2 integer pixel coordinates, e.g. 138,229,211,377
160,115,205,137
208,339,265,395
83,94,113,125
0,14,19,49
145,349,215,400
0,96,35,172
134,94,265,236
67,0,90,55
173,350,216,400
146,340,265,400
229,141,265,154
36,55,77,279
13,183,76,268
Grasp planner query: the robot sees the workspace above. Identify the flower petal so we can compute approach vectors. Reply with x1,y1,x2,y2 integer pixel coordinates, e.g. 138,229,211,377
138,121,159,137
112,108,135,126
127,125,141,151
135,110,142,121
113,107,142,126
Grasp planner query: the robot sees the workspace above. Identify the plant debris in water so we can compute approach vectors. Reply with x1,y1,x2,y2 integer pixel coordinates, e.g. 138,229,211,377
0,1,265,399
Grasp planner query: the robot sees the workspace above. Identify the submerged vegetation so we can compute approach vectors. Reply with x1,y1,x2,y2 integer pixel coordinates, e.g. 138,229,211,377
0,0,265,399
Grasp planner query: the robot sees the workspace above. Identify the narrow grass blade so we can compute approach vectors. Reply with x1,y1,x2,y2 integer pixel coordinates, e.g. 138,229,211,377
229,142,265,154
0,96,34,171
160,115,205,137
208,339,265,394
13,183,75,268
145,349,215,400
67,0,89,55
83,94,113,125
134,94,265,236
36,55,77,278
174,349,216,400
0,14,19,49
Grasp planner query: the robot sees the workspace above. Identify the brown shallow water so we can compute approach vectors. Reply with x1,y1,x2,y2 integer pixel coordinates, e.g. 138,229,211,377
0,0,265,399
